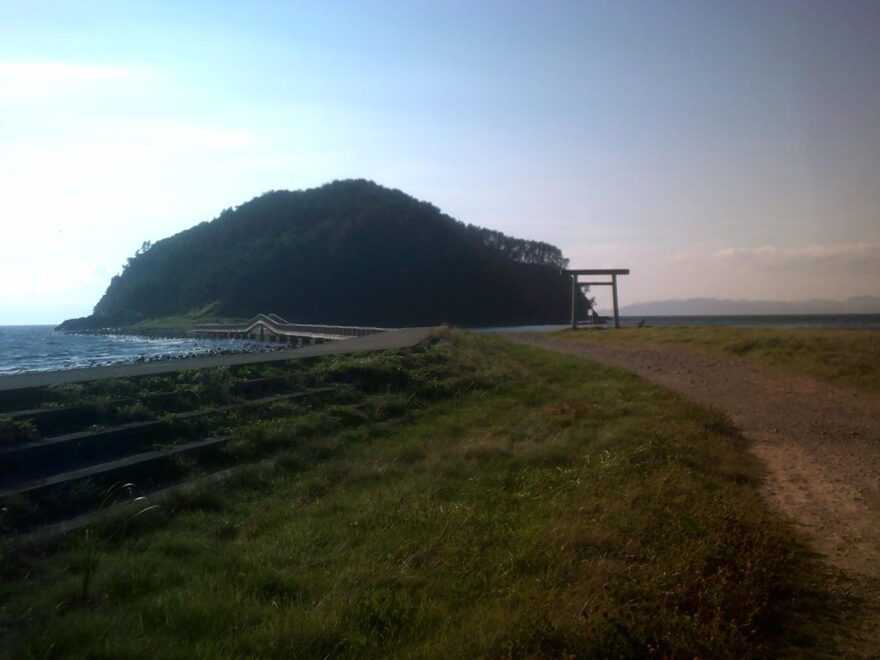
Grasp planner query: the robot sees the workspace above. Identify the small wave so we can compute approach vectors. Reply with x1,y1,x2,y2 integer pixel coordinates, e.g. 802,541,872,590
0,327,287,376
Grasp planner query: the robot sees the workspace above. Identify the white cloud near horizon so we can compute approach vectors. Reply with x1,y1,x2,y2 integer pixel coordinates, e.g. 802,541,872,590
582,241,880,306
0,86,263,319
0,260,107,303
714,243,880,269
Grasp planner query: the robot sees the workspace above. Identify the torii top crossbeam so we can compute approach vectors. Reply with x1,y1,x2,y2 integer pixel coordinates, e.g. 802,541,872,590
564,268,630,329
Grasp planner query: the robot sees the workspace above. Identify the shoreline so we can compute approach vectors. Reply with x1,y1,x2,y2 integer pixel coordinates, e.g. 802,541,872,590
0,327,437,392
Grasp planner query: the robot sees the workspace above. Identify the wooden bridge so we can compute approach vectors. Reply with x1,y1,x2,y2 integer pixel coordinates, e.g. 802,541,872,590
192,314,390,346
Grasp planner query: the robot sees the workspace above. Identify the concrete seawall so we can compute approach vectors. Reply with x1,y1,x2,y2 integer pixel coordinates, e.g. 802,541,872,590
0,327,438,393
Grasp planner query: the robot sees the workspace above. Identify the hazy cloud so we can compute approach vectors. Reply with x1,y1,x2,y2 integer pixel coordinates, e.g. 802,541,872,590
714,243,880,269
0,261,105,301
0,61,149,101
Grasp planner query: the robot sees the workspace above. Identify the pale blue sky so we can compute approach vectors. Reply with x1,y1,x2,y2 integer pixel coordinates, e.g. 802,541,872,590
1,1,879,323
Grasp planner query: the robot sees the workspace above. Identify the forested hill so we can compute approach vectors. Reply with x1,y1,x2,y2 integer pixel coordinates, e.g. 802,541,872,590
59,180,585,330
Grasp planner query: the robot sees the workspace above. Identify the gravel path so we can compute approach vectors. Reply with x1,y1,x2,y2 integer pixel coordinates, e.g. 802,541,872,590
507,332,880,653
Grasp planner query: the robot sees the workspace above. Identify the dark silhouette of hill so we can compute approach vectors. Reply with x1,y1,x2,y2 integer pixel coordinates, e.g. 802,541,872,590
59,180,584,330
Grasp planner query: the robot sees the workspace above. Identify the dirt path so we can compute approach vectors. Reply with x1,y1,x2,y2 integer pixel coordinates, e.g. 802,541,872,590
508,333,880,651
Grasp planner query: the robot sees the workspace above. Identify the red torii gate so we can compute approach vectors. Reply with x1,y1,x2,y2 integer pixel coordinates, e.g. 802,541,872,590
565,268,630,330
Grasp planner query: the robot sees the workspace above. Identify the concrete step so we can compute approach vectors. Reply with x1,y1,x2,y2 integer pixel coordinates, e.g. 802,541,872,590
0,434,231,499
5,397,134,422
0,389,332,484
0,385,63,414
4,463,253,544
0,420,165,482
0,378,284,436
0,386,335,533
230,376,286,396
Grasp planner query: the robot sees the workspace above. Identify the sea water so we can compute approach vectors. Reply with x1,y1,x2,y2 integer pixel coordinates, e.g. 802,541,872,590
0,325,276,375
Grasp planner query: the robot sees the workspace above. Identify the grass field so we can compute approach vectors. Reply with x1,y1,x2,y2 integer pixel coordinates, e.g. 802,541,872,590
0,332,836,658
124,303,244,332
556,325,880,393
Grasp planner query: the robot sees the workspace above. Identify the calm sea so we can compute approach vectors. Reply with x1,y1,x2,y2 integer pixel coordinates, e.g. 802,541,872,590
0,325,275,376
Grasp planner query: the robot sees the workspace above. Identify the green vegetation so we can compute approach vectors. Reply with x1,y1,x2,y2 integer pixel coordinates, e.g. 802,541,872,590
0,416,39,445
58,180,586,332
0,332,834,657
123,303,246,333
556,326,880,392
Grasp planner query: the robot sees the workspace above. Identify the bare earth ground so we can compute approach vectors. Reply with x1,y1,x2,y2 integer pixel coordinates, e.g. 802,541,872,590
508,333,880,654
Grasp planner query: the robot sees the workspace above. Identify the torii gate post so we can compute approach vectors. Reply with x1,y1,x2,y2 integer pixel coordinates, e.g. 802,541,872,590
565,269,630,329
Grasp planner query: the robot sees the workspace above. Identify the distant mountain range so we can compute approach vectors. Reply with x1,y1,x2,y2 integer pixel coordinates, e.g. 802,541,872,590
612,297,880,316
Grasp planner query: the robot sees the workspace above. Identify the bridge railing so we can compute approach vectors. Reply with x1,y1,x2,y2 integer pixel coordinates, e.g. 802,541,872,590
192,315,392,340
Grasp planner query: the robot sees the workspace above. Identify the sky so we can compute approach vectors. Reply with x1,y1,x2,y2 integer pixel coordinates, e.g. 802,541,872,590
1,1,879,324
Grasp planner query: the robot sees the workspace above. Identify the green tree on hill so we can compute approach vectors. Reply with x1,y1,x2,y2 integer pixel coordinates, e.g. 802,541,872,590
61,180,589,330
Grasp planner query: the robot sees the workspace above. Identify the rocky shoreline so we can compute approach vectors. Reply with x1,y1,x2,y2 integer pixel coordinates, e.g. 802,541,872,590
126,341,290,365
